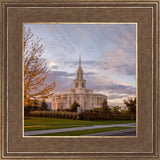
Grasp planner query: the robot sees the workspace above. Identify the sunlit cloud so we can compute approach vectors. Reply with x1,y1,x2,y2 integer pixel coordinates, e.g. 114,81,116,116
99,48,136,76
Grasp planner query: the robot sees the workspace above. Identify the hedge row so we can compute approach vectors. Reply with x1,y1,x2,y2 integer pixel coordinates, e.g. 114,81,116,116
79,112,136,121
29,111,136,121
29,111,77,119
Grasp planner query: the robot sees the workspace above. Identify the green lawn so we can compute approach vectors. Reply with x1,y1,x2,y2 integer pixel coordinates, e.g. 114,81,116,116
24,125,88,132
33,127,134,136
24,117,136,132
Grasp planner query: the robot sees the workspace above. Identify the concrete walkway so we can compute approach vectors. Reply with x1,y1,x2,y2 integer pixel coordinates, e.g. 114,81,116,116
24,123,136,136
83,128,136,136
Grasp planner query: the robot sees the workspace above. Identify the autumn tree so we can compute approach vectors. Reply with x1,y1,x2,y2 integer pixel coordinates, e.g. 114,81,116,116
24,27,55,107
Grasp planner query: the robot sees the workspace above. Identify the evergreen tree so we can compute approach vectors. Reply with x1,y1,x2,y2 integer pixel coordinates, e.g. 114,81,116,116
101,99,111,113
24,104,32,117
124,97,136,120
70,101,80,112
32,99,39,111
40,100,49,111
112,106,121,114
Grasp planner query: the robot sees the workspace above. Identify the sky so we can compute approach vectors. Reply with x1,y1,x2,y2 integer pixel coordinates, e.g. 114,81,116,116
24,23,136,106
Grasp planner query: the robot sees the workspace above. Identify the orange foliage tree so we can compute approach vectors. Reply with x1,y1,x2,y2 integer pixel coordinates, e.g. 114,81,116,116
24,27,56,107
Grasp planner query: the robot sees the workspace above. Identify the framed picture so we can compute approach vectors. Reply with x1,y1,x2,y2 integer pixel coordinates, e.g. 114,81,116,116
0,0,159,159
23,23,137,137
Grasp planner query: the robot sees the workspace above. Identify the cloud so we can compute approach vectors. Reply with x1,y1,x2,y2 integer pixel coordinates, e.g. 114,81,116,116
95,83,136,95
99,48,136,76
84,71,136,92
45,70,97,93
116,81,132,86
45,71,73,93
83,72,96,76
51,65,59,69
108,94,127,100
106,84,136,95
84,75,136,105
49,71,75,77
107,24,136,50
63,60,98,68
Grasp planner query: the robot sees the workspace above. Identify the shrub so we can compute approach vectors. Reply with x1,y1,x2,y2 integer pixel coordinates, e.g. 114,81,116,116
24,105,32,117
78,112,136,121
92,108,101,113
29,111,77,120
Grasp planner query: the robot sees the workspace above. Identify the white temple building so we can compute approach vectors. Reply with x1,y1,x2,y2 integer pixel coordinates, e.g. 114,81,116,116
52,54,107,111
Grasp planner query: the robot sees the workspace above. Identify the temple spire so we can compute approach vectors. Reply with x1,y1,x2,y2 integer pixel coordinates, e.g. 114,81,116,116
79,53,81,67
74,53,85,89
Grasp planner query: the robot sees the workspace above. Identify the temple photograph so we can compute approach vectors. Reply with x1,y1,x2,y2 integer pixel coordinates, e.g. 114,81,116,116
52,54,107,111
24,24,136,136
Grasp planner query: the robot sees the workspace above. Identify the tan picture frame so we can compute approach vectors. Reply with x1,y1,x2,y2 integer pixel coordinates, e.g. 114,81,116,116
0,0,159,159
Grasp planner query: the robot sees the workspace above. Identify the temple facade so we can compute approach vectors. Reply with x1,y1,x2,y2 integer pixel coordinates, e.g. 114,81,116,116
52,54,107,111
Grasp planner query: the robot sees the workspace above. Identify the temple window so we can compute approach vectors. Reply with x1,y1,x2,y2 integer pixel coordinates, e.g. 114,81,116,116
82,82,84,88
76,82,78,88
97,97,100,105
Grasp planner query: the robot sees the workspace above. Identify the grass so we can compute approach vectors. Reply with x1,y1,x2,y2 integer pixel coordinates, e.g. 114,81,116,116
24,117,136,132
24,125,87,132
33,127,134,136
